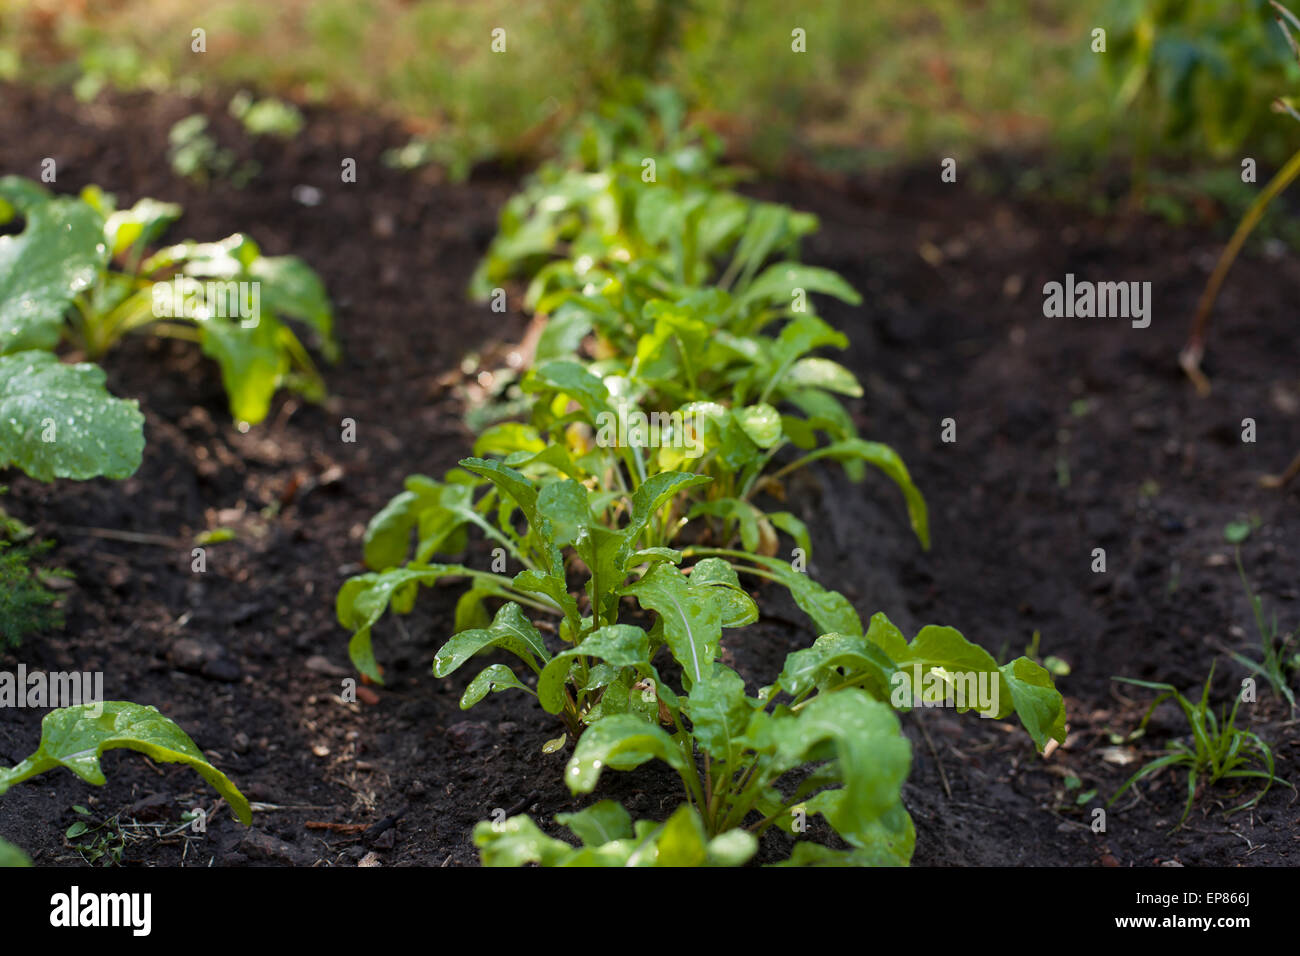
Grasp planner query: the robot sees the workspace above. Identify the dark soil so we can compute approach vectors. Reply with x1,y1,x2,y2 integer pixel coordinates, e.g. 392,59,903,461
1,83,1296,867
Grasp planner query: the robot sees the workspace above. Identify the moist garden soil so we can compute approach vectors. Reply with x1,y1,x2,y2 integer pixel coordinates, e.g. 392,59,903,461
1,84,1296,867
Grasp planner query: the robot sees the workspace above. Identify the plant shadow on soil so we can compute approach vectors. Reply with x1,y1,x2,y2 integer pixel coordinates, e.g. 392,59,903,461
0,85,1296,866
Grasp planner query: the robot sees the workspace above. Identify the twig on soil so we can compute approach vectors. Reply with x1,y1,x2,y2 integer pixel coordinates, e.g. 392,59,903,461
915,711,953,800
64,526,186,548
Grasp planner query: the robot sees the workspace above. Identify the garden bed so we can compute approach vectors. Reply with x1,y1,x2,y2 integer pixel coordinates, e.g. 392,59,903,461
1,84,1296,866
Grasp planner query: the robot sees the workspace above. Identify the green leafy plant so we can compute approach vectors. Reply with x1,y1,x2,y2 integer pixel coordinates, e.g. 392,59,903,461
0,701,251,866
0,179,145,481
477,612,1065,866
1099,0,1295,195
476,801,758,867
1108,663,1286,829
168,114,259,187
1,175,338,426
64,805,126,867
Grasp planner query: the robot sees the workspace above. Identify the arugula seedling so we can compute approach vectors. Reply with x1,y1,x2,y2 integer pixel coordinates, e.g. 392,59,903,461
478,611,1065,866
0,702,251,867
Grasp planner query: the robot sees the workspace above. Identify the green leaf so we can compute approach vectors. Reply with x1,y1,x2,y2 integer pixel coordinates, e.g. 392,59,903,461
623,563,723,683
102,196,182,260
778,631,898,701
337,563,475,681
435,602,550,678
685,557,758,628
733,403,783,448
785,357,863,397
0,702,251,825
737,263,862,311
767,691,912,859
474,814,576,867
198,314,289,425
555,799,633,846
362,490,421,570
536,624,649,714
733,553,863,636
566,714,687,793
0,351,144,481
0,181,107,355
999,657,1068,751
685,666,753,762
460,663,533,709
248,254,337,358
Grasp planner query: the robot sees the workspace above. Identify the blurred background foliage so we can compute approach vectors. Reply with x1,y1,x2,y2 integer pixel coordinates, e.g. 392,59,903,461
2,0,1299,202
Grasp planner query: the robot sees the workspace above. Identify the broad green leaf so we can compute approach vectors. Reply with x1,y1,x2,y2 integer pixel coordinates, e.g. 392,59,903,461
685,666,753,762
0,351,144,481
0,180,107,355
362,489,420,569
199,314,288,425
999,657,1068,751
653,804,711,866
887,624,1003,715
0,702,251,825
623,563,723,683
248,254,337,359
556,799,633,846
566,714,687,793
766,691,910,842
435,602,550,678
475,814,575,867
684,557,758,628
732,554,863,636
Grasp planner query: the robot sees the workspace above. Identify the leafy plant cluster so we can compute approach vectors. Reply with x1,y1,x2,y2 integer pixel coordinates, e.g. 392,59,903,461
1098,0,1300,169
0,174,337,488
0,702,250,866
340,86,1066,866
